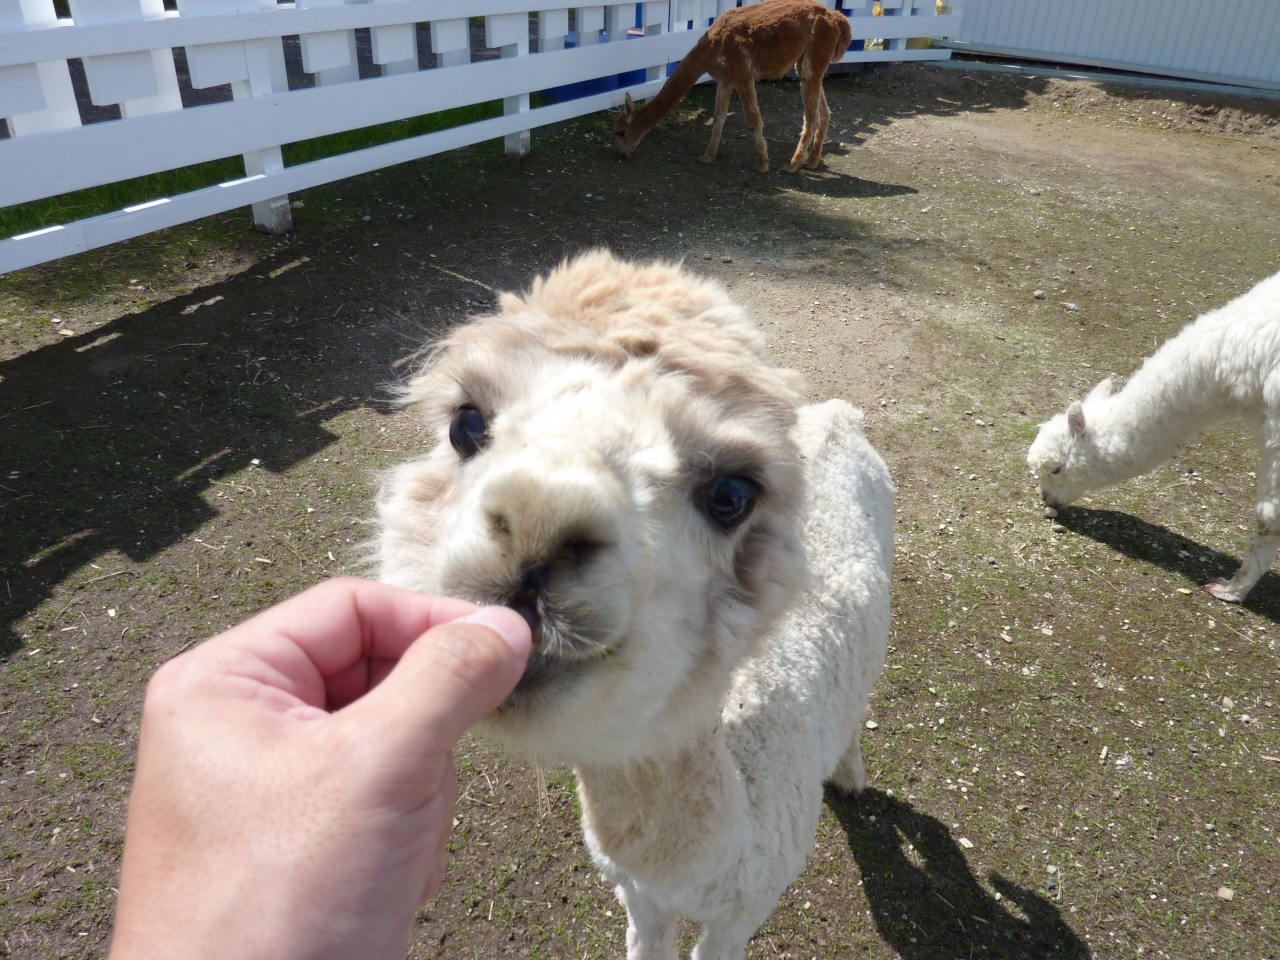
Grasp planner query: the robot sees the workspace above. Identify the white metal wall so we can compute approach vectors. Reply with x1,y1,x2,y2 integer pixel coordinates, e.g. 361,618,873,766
0,0,961,274
952,0,1280,91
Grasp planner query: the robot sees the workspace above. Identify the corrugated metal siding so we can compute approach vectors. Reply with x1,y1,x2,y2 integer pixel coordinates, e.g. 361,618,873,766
953,0,1280,89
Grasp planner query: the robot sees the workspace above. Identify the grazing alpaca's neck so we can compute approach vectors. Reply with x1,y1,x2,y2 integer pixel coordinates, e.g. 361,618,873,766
628,42,711,135
1084,351,1234,488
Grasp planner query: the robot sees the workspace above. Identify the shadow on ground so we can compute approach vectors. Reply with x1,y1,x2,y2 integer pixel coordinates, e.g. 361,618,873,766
0,251,443,656
829,788,1090,959
1055,507,1280,621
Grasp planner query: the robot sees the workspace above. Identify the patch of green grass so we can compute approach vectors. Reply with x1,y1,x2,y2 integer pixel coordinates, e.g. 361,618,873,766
0,101,503,240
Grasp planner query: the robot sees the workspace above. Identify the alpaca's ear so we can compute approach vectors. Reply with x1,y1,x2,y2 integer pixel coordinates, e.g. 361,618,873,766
624,92,635,119
1067,401,1086,438
1087,378,1114,402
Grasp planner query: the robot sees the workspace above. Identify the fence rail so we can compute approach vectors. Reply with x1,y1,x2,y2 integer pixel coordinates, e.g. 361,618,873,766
0,0,961,275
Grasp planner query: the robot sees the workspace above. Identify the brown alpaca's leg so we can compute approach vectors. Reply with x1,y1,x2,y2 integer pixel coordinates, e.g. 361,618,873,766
805,85,831,169
701,82,732,163
736,80,769,173
787,52,821,172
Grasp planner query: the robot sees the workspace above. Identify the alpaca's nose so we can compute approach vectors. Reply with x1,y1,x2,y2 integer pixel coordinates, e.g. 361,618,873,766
479,447,624,570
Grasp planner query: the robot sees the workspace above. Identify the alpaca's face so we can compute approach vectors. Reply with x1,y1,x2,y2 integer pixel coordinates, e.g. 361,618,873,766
613,106,643,157
1027,411,1095,508
378,276,805,765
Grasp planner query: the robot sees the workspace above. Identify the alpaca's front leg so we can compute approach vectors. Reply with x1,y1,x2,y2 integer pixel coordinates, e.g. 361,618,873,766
735,81,769,173
1206,528,1280,602
1207,442,1280,602
691,912,766,960
616,880,678,960
701,82,733,164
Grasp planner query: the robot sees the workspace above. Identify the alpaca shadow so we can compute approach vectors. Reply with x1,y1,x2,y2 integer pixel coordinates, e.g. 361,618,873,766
1055,507,1280,623
0,249,439,658
827,789,1090,960
772,168,917,200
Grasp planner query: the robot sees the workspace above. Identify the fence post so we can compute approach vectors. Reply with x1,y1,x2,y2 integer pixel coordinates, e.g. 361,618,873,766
574,6,604,46
66,0,183,118
0,0,82,137
605,3,630,44
880,0,905,51
178,0,291,234
371,0,419,76
539,8,570,52
641,0,668,83
486,12,531,159
430,18,471,68
298,0,360,86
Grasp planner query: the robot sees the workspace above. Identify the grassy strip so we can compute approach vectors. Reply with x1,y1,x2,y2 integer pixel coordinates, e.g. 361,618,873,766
0,99,502,240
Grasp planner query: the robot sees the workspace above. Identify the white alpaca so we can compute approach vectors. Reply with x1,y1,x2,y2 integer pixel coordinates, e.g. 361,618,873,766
377,251,893,960
1028,268,1280,603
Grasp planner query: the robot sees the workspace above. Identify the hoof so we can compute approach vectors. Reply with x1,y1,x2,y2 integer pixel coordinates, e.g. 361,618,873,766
781,164,801,174
699,154,716,164
1204,578,1245,603
756,162,770,174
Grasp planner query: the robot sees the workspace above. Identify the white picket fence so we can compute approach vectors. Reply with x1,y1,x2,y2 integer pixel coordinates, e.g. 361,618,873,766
950,0,1280,92
0,0,961,274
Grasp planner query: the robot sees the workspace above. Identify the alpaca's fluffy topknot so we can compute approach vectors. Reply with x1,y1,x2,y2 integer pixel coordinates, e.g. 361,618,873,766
402,250,804,421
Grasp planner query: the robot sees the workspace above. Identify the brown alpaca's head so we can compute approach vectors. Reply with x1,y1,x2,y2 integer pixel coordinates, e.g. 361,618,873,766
613,93,645,158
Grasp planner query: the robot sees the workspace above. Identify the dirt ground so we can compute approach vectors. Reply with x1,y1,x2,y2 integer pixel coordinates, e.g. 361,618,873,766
2,62,1279,959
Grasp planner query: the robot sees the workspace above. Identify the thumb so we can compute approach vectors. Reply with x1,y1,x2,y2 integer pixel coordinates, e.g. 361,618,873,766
340,607,532,758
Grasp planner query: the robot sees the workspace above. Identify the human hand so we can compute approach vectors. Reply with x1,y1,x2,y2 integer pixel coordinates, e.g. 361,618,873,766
108,577,531,960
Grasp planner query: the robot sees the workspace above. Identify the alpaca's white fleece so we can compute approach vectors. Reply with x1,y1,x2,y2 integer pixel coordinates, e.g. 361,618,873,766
1028,269,1280,600
581,399,893,959
1030,270,1280,509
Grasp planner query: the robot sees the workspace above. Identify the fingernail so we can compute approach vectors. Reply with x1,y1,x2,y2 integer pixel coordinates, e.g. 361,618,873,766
463,607,532,657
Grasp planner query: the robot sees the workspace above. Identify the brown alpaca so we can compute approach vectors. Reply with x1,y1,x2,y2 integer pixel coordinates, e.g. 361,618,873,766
613,0,852,173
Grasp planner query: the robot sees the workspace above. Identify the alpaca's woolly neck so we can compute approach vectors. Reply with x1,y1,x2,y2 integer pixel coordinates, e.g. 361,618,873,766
627,36,713,136
1081,312,1265,487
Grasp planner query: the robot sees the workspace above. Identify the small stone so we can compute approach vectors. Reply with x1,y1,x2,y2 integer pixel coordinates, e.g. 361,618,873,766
968,473,978,481
1015,803,1029,812
250,458,262,466
721,257,733,264
107,608,117,619
865,720,879,730
974,418,986,426
1217,886,1234,901
1176,587,1193,595
1043,506,1058,519
1034,289,1046,300
290,200,304,209
1051,523,1066,533
1015,770,1026,778
1000,631,1013,643
360,215,371,222
1223,697,1234,710
57,328,74,337
1047,864,1057,874
958,837,974,849
1064,302,1079,312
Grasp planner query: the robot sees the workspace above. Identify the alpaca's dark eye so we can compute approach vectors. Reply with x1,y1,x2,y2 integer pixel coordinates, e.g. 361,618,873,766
1051,466,1062,475
706,476,758,530
449,406,487,459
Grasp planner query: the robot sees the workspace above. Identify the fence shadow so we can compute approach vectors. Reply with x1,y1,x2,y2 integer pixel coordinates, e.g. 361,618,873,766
827,788,1090,959
1055,506,1280,622
0,249,438,657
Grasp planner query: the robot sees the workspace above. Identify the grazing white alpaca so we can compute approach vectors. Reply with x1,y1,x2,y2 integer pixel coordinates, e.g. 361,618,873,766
1028,268,1280,603
377,251,893,960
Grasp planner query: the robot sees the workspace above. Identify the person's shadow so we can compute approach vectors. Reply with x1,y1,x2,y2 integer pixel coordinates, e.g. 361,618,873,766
828,788,1090,959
